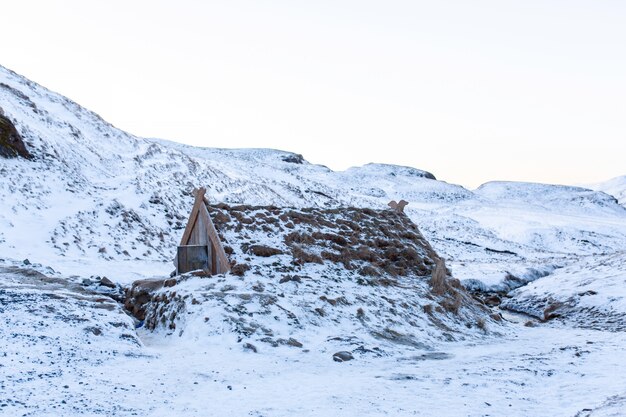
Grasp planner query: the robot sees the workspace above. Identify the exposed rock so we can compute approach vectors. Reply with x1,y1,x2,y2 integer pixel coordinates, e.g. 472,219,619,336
333,351,354,362
0,114,32,159
124,278,166,320
99,277,116,288
483,294,501,307
249,245,283,257
543,302,564,321
85,326,102,336
231,263,251,277
279,275,302,284
281,154,305,164
286,338,303,348
243,342,258,353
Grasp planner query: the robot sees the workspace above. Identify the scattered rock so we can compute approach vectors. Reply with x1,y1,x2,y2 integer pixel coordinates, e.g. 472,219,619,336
85,326,102,336
0,114,32,159
99,277,116,288
489,312,502,321
243,342,258,353
333,351,354,362
249,245,283,257
22,259,31,265
124,278,167,320
282,154,305,164
279,275,303,284
286,338,303,348
231,263,250,277
543,302,564,321
483,294,501,307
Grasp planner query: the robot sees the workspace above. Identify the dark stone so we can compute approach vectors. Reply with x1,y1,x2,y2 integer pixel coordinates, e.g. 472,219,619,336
124,278,167,320
333,351,354,362
148,194,163,204
483,294,501,307
243,342,258,353
281,154,305,164
85,326,102,336
0,114,32,159
22,258,31,265
231,263,250,277
99,277,116,288
279,274,303,284
249,245,283,257
286,338,303,348
543,302,564,321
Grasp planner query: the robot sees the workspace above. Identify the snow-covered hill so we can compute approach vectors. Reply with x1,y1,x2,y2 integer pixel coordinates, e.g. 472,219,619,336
2,62,625,292
589,175,626,207
2,64,626,416
503,251,626,331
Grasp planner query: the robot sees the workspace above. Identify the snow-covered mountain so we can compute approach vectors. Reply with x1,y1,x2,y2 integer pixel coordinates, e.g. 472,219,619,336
2,64,626,416
589,175,626,207
2,63,625,290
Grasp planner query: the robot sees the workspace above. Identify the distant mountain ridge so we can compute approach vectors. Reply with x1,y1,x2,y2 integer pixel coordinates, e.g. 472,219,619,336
588,175,626,207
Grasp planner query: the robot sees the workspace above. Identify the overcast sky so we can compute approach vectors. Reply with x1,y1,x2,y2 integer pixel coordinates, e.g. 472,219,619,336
2,1,625,188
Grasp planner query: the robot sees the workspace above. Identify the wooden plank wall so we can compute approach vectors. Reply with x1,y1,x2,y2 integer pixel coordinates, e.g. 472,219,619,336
177,187,231,275
199,202,231,273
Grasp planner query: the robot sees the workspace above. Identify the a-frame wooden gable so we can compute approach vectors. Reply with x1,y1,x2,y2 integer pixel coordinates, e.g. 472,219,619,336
176,187,231,275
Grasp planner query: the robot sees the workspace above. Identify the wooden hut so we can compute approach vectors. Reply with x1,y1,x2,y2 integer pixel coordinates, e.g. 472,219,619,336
175,187,231,275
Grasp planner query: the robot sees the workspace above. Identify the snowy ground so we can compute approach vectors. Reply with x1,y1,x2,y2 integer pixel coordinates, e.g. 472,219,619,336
2,264,625,417
4,266,624,417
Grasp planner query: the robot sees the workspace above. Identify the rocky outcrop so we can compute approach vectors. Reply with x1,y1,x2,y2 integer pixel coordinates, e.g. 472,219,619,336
124,277,177,321
0,112,32,159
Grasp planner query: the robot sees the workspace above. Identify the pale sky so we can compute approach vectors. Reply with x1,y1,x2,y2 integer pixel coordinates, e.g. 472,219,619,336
2,1,625,188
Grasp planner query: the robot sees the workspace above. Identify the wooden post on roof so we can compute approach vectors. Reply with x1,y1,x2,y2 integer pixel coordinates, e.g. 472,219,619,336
388,199,409,213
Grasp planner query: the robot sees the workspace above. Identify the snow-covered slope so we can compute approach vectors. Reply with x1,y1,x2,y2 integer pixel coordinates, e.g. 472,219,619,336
1,63,625,293
502,251,626,331
3,65,626,417
0,66,623,291
589,175,626,207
